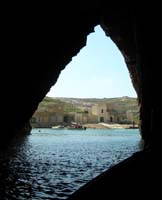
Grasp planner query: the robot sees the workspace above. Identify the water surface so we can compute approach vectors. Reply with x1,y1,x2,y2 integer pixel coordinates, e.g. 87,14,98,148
0,128,141,199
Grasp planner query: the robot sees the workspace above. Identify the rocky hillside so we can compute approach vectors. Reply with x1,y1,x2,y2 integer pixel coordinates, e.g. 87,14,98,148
40,96,138,120
54,96,139,123
53,96,138,111
37,96,83,113
43,96,139,110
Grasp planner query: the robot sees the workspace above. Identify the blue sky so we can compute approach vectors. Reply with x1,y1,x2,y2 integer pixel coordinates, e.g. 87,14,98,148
47,25,137,98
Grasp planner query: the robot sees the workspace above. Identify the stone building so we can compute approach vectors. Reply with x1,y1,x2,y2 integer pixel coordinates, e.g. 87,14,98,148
74,112,89,124
31,110,64,128
91,103,110,123
90,103,128,123
31,103,65,127
126,110,139,124
31,101,139,127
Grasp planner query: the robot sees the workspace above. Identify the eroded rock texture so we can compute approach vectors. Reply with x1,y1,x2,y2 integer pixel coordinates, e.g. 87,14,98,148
1,4,161,199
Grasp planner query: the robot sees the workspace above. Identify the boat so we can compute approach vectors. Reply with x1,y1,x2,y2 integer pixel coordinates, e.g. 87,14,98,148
52,122,86,130
67,126,86,130
66,122,86,130
52,125,65,129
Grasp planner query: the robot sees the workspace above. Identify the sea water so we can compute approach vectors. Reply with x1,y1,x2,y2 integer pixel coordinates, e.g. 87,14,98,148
0,128,141,199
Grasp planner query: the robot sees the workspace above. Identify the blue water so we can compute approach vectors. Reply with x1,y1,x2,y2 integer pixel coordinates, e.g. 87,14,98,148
0,129,141,200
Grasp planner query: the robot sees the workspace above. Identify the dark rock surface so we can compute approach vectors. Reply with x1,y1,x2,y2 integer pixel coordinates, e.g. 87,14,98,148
1,4,161,199
67,150,161,199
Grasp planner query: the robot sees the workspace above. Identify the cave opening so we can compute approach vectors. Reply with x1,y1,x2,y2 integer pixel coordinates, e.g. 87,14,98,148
0,6,159,199
0,23,142,200
27,25,142,199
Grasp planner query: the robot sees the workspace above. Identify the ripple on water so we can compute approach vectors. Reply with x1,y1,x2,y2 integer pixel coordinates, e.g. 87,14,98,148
0,129,141,199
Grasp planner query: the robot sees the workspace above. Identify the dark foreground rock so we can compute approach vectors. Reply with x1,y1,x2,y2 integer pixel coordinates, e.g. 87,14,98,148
67,150,161,200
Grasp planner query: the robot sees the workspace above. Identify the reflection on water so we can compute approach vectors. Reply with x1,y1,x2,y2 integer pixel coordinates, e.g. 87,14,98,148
0,129,141,199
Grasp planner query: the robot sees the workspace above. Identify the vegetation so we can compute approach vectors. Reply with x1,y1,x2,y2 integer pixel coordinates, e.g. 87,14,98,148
36,96,139,124
38,96,83,113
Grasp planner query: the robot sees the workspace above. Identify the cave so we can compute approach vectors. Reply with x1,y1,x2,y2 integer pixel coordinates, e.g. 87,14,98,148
1,4,161,199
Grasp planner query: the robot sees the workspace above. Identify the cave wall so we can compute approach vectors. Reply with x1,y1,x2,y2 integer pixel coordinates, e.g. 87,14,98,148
1,4,162,199
1,5,99,148
1,5,160,151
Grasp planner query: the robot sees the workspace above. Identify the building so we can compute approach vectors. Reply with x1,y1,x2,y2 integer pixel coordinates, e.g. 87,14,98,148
31,101,139,127
91,103,110,123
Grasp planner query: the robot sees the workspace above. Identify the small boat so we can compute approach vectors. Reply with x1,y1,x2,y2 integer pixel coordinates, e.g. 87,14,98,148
67,122,86,130
67,126,86,130
52,125,65,129
52,122,86,130
51,122,87,130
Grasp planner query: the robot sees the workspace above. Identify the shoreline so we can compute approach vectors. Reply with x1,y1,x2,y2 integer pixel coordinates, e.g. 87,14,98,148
83,123,139,129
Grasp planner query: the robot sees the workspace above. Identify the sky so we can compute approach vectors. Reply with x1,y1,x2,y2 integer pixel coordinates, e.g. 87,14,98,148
47,25,137,98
